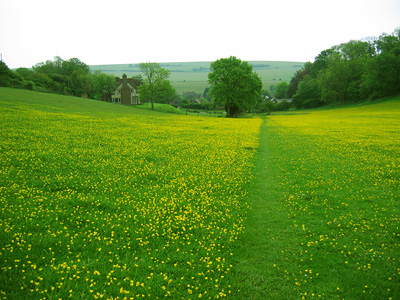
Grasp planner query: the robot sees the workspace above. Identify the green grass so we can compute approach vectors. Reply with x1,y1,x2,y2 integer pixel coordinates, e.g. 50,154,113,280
134,103,183,114
1,87,399,299
232,98,400,299
229,118,301,298
90,61,304,94
134,103,226,118
0,87,261,299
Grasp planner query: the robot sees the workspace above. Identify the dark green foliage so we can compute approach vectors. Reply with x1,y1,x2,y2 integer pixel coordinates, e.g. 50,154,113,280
262,89,273,99
290,27,400,108
29,72,54,92
91,71,117,100
208,56,262,118
362,52,400,99
310,48,336,78
318,52,352,103
138,62,175,109
153,80,176,104
15,67,34,78
293,77,322,108
0,61,24,88
275,100,290,111
203,87,212,101
259,100,275,113
361,31,400,99
6,56,116,99
180,98,189,105
269,84,276,94
177,102,210,110
287,62,312,98
183,92,198,101
274,81,289,99
254,99,290,113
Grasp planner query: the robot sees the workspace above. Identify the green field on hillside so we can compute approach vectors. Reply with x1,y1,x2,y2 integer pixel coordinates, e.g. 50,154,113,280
90,61,304,94
1,88,399,299
0,88,261,299
233,98,400,299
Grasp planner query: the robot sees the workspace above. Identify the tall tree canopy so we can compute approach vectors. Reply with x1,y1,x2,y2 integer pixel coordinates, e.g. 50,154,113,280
9,56,116,99
290,27,400,108
30,57,92,96
208,56,262,118
274,81,289,99
91,70,117,100
139,62,175,110
0,61,24,88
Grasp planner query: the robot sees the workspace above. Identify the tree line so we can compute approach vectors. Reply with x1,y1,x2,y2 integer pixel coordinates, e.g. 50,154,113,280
287,28,400,108
208,56,263,117
0,57,183,107
0,57,212,111
0,56,119,100
206,26,400,117
2,27,399,116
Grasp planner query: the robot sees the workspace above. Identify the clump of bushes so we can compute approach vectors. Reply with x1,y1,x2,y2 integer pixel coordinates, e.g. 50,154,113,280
255,99,291,114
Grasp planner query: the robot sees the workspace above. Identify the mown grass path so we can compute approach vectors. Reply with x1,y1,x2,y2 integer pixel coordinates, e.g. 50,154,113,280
231,99,400,299
230,118,298,299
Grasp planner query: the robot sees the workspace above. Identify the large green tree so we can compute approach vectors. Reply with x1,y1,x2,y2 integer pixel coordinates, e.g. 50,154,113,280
293,76,322,108
0,61,24,88
274,81,289,99
208,56,262,118
32,56,91,96
91,71,117,100
318,52,351,103
288,62,312,98
139,62,174,110
361,30,400,98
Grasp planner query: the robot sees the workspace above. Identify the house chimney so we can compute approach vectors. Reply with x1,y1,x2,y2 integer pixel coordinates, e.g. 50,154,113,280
121,74,130,105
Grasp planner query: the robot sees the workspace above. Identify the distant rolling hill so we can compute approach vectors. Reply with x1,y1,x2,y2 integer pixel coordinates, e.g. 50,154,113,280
90,61,305,94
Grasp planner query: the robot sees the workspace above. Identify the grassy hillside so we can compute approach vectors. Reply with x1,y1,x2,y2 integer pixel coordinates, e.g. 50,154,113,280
233,96,400,299
90,61,304,94
1,88,399,299
0,87,261,299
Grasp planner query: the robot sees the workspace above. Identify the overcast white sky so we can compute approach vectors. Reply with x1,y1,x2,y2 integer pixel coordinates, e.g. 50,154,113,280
1,0,399,68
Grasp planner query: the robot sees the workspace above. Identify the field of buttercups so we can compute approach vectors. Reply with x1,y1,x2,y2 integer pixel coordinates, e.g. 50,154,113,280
1,88,399,300
0,88,261,299
264,100,400,299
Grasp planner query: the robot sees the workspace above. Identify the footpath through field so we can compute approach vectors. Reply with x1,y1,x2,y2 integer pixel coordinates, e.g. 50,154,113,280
231,102,400,299
230,117,298,299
